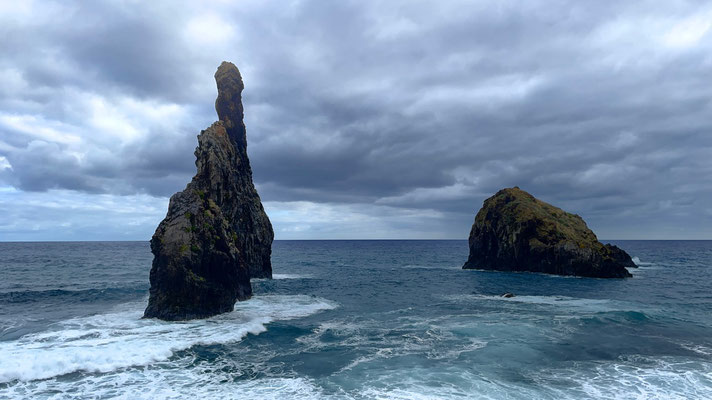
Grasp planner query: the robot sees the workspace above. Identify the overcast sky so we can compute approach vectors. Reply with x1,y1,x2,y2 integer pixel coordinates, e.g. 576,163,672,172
1,0,711,241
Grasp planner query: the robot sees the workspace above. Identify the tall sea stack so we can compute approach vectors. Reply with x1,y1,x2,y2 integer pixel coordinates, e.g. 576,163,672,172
144,61,274,321
463,187,634,278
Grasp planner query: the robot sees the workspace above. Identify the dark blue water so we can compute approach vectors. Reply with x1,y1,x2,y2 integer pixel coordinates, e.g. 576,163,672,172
1,240,711,399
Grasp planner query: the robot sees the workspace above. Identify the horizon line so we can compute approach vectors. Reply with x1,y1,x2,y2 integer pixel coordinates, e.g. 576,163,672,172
1,239,711,243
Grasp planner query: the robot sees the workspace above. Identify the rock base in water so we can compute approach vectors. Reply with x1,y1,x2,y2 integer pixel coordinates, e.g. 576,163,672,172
463,187,633,278
144,62,273,320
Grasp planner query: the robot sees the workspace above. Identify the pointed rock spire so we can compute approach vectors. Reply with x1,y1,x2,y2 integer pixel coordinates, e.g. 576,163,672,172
214,61,247,149
143,62,274,320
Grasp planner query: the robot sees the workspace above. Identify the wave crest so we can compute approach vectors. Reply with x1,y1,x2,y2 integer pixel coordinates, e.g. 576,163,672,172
0,295,337,383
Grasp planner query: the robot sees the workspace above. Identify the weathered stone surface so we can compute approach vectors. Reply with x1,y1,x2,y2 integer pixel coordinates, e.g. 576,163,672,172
144,62,273,320
605,244,638,269
213,61,274,279
463,187,633,278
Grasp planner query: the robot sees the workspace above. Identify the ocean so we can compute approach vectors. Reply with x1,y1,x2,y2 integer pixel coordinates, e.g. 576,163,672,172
0,240,711,399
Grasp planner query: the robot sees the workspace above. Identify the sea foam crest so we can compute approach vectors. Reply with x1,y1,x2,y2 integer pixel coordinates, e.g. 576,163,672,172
632,256,656,266
272,274,312,280
0,295,337,383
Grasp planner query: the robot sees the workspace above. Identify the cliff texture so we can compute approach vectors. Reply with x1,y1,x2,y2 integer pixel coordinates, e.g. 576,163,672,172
144,62,273,320
463,187,633,278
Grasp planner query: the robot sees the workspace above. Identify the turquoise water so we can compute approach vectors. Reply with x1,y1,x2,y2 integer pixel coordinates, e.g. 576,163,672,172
1,240,711,399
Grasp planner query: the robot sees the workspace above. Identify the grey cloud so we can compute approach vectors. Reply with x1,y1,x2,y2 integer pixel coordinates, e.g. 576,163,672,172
0,0,711,239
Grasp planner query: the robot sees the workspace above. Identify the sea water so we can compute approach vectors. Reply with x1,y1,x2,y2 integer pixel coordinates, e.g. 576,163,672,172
0,240,711,399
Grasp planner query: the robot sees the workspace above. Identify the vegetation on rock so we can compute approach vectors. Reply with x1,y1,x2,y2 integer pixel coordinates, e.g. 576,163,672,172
144,62,273,321
463,187,634,278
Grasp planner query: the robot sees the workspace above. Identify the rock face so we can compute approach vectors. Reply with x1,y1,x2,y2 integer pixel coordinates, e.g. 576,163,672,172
463,187,633,278
144,62,274,320
211,62,274,279
605,244,638,269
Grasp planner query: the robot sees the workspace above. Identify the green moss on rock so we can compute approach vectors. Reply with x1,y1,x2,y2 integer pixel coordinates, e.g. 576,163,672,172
463,187,633,278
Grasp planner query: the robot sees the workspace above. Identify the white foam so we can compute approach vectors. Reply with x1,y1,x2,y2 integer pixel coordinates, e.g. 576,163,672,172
573,357,712,400
5,369,330,400
361,385,470,400
356,366,547,400
441,294,655,321
359,357,712,400
293,315,489,376
4,313,711,400
632,256,655,267
679,342,712,356
0,295,337,383
272,274,312,280
400,264,454,270
496,295,611,308
447,293,611,307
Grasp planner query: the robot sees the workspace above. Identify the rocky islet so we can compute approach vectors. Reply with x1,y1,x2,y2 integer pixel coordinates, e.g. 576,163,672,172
143,62,273,321
463,187,635,278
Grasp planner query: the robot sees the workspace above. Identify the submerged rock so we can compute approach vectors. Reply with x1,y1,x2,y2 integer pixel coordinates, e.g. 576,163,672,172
502,292,515,298
144,62,274,321
463,187,633,278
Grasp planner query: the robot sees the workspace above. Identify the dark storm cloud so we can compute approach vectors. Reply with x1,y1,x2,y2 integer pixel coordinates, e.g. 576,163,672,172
0,0,711,239
0,2,203,103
